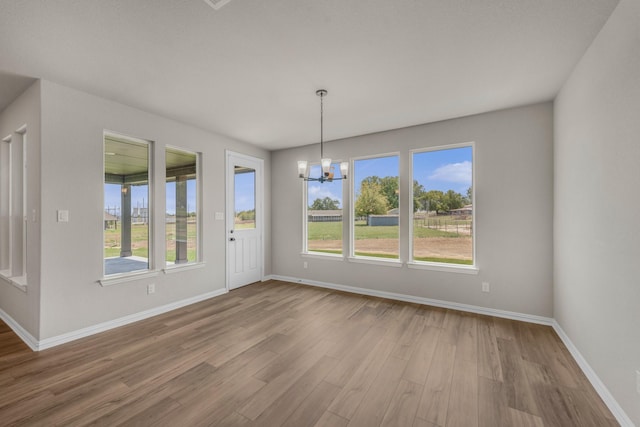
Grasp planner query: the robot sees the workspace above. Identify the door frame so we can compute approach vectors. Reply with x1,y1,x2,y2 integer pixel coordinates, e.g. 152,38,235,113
225,150,264,291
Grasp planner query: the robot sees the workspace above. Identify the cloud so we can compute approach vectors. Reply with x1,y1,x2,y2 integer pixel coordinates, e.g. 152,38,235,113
428,161,472,184
308,185,342,206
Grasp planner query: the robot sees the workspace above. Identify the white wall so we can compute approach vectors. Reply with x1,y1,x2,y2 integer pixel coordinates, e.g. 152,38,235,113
0,80,41,338
554,0,640,424
272,102,554,317
38,80,271,339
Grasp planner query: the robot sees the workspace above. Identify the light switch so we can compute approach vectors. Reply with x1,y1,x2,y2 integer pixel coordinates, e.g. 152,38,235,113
215,212,224,220
57,210,69,222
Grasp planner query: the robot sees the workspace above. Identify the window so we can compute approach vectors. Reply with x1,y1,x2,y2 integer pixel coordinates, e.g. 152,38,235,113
165,147,199,266
304,163,344,255
104,133,151,276
0,126,28,284
411,144,474,266
352,154,400,260
0,135,12,277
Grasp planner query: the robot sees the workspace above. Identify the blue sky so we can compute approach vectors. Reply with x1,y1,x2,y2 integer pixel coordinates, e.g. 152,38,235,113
305,147,472,207
413,146,472,195
234,171,255,213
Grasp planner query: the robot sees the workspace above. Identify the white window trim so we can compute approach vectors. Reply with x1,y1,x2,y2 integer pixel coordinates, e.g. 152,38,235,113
163,261,206,274
301,252,344,261
99,270,159,286
406,261,479,275
408,141,477,271
350,151,401,261
347,255,403,268
301,161,347,258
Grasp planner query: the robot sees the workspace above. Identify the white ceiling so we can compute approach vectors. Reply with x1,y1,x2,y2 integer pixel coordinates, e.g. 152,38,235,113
0,0,619,150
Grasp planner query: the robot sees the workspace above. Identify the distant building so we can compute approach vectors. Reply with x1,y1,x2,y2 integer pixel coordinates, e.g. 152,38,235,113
104,211,118,230
308,209,342,222
132,207,148,223
450,204,473,216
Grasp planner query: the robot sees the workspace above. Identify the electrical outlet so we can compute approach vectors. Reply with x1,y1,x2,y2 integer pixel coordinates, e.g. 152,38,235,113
303,262,308,269
482,282,490,293
147,284,155,295
636,370,640,395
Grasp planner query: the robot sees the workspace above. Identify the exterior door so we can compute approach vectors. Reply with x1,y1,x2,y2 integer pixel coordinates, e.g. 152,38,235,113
226,151,263,290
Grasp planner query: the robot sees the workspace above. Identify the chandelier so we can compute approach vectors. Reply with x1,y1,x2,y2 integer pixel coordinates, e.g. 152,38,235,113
297,89,348,183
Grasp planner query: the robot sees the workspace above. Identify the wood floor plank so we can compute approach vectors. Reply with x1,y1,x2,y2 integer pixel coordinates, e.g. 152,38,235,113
281,380,342,427
496,336,540,416
238,339,333,420
325,337,396,420
415,340,457,426
347,355,408,426
477,316,504,382
250,355,338,426
402,325,440,385
0,280,618,427
313,411,350,427
380,379,423,427
446,313,479,427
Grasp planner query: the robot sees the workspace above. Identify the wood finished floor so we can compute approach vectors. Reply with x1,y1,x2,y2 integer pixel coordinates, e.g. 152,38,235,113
0,280,618,427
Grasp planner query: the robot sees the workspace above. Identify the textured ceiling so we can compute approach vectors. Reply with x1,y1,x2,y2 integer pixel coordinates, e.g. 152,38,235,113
0,0,619,149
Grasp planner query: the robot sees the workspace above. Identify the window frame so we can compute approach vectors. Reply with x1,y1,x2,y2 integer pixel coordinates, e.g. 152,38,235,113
101,131,154,283
0,134,13,279
163,145,202,269
301,161,346,259
349,152,402,265
407,142,478,274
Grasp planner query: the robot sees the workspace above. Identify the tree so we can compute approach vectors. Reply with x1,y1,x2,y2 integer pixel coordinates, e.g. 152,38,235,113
423,190,445,214
355,181,388,218
466,186,472,204
236,209,255,221
442,189,465,212
413,180,426,212
362,176,398,210
309,197,340,210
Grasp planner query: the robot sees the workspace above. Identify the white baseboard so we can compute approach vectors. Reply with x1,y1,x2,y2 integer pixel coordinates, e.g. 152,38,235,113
0,308,39,351
269,274,553,325
4,288,227,351
551,321,634,427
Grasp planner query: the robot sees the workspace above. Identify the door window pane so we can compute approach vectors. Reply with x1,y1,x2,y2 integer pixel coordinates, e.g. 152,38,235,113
234,167,256,229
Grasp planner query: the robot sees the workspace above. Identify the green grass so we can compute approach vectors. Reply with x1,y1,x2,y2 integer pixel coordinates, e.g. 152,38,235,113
307,220,464,240
104,221,197,262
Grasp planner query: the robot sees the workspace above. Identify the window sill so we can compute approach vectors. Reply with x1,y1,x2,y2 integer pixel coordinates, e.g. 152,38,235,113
163,262,206,274
0,272,28,292
301,252,344,261
347,256,403,268
406,261,479,275
99,270,159,287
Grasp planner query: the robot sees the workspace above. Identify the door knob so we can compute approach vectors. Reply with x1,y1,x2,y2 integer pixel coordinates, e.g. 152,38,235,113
229,237,236,241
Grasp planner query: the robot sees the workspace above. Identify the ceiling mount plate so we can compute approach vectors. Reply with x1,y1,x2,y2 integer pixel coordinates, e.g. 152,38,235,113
204,0,233,11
